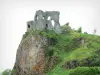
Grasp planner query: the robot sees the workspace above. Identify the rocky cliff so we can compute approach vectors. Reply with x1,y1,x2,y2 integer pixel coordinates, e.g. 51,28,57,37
13,31,47,75
11,25,100,75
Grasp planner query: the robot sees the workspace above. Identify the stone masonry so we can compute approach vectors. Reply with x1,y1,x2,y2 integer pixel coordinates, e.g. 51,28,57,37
27,10,61,33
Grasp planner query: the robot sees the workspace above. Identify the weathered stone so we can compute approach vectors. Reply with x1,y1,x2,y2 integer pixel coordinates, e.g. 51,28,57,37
27,21,35,31
27,10,61,33
13,34,47,75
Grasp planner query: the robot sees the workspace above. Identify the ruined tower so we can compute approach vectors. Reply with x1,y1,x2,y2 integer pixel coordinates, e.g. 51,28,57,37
27,10,61,33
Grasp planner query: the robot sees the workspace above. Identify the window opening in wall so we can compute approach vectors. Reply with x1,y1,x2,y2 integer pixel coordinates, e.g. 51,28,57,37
51,20,54,26
46,24,48,28
45,24,48,29
43,16,45,19
37,17,38,20
48,16,51,20
28,24,30,28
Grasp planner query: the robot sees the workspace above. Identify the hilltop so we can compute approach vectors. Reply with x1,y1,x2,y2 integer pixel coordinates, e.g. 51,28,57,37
2,10,100,75
2,23,100,75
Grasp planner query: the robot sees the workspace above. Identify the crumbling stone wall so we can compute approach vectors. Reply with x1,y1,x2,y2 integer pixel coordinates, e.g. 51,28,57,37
27,21,35,31
27,10,61,33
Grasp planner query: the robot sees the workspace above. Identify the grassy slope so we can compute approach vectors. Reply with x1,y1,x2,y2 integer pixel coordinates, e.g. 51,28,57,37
23,29,100,75
47,31,100,75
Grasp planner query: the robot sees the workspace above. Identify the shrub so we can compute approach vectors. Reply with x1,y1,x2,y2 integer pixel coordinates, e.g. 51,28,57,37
2,69,16,75
23,32,29,39
64,37,81,51
69,67,100,75
40,30,59,39
2,69,11,75
61,23,71,34
78,27,82,33
45,46,54,57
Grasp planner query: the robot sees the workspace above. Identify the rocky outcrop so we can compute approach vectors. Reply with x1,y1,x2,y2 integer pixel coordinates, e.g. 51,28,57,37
13,33,47,75
62,50,100,70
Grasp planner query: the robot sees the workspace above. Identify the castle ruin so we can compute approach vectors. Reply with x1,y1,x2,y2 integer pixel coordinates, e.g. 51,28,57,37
27,10,61,33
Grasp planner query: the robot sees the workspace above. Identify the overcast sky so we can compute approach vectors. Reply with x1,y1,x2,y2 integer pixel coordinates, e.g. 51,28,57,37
0,0,100,71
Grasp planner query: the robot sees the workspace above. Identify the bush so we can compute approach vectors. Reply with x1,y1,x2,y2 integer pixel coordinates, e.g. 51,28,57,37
61,23,71,34
64,37,81,52
23,32,29,39
2,69,11,75
78,27,82,33
2,69,16,75
69,67,100,75
40,30,59,39
45,46,54,57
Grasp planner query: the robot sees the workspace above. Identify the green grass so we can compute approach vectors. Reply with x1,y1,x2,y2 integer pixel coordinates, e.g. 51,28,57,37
65,48,95,61
69,67,100,75
23,29,100,75
47,63,70,75
46,30,100,75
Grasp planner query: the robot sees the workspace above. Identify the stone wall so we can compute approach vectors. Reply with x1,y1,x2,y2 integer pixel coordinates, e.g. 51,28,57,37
27,10,61,33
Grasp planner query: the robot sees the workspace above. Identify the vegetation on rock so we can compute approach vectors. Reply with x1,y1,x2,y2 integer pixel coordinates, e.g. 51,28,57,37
45,24,100,75
18,24,100,75
2,69,16,75
3,23,100,75
77,27,82,33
